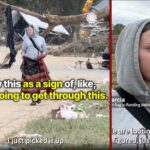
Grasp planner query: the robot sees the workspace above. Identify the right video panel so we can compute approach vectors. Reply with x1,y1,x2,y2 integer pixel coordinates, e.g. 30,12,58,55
112,0,150,149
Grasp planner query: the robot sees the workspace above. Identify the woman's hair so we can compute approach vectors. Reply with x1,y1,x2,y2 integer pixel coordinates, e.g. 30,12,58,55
142,22,150,33
26,24,34,29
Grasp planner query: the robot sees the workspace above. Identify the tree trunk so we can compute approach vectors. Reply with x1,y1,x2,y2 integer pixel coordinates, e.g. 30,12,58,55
0,1,109,25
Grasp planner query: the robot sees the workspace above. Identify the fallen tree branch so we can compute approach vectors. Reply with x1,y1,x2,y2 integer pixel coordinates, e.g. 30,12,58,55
0,1,48,22
0,0,109,68
41,25,53,37
0,1,109,25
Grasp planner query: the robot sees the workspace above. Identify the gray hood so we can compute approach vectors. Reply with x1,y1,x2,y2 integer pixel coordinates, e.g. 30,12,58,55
115,19,150,105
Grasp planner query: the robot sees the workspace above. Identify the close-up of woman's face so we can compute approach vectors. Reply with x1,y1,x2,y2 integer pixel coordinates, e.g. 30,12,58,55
26,26,35,37
139,28,150,84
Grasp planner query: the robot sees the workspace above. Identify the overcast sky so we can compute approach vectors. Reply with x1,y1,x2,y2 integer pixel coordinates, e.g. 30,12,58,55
112,1,150,25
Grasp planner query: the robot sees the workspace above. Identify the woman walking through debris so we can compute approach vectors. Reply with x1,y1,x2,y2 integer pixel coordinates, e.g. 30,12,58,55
20,25,53,105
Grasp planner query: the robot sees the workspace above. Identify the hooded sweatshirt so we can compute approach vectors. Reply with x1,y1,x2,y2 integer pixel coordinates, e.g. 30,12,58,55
22,25,47,60
115,19,150,108
113,19,150,149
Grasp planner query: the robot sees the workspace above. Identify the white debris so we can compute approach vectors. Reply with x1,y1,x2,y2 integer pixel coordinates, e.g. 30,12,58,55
12,10,69,35
55,105,89,120
96,114,108,118
20,12,48,29
67,104,76,110
102,78,109,85
24,134,42,138
53,25,70,35
1,36,5,41
67,66,75,71
56,108,78,120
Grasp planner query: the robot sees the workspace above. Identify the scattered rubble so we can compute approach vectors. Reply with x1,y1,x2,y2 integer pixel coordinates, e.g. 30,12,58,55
96,114,108,118
54,104,89,120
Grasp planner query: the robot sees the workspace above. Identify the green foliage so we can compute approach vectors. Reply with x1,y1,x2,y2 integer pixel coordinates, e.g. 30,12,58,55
113,24,125,35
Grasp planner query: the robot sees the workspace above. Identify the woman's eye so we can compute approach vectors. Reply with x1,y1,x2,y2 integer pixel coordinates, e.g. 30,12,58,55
145,47,150,50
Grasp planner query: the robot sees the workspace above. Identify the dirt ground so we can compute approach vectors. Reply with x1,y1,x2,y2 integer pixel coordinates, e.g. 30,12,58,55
0,46,109,143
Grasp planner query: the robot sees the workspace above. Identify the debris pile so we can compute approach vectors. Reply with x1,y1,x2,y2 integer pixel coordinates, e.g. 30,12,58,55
52,104,89,120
